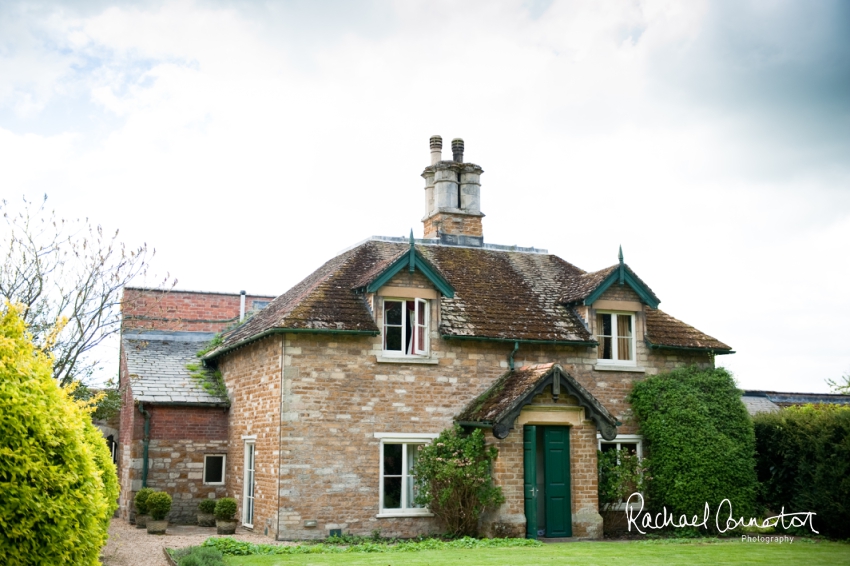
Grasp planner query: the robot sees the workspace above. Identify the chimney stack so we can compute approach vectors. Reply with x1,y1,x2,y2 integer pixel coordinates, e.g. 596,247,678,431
421,135,484,244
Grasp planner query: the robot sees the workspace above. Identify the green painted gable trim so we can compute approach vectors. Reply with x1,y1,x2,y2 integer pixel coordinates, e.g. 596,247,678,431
584,265,660,309
364,246,455,298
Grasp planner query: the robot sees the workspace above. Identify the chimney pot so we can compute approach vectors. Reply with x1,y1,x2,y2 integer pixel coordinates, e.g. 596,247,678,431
430,135,442,165
451,138,464,162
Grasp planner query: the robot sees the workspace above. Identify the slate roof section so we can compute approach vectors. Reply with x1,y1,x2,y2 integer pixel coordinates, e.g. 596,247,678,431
644,308,732,352
205,238,729,359
124,331,227,405
456,363,619,440
743,390,850,408
741,394,781,416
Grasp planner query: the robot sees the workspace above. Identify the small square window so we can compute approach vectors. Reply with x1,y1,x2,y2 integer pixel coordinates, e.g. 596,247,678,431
203,454,226,485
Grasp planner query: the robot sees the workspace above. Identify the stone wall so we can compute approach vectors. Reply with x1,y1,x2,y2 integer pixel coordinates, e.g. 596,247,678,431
117,400,229,523
218,336,283,537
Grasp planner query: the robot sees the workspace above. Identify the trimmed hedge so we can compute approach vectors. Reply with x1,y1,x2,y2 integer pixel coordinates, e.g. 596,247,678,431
629,366,758,527
0,306,118,565
753,404,850,538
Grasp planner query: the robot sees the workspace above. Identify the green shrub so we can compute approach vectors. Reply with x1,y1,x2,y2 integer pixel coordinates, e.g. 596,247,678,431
0,305,115,565
172,545,226,566
598,448,648,513
412,425,505,537
753,404,850,538
628,366,758,529
147,491,172,521
199,498,217,514
83,417,120,530
134,487,156,515
214,497,238,521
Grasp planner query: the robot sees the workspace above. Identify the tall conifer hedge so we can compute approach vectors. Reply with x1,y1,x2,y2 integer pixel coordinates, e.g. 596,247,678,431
629,366,758,527
0,306,118,565
753,405,850,538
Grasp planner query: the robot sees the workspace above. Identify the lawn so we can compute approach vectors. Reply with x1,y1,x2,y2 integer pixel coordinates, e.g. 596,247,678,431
221,539,850,566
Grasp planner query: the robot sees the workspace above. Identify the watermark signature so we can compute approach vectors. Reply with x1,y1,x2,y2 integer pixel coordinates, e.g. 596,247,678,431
624,493,818,535
741,535,794,544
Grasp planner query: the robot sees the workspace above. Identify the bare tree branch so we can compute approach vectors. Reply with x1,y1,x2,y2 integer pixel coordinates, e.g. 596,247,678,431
1,195,174,386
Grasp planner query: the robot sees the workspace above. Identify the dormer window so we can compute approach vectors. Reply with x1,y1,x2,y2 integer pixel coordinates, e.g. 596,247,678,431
596,312,635,365
383,298,429,356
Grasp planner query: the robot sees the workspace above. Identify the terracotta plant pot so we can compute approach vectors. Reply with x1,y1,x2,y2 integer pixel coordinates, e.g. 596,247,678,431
216,519,237,535
147,519,168,535
135,514,149,529
197,512,216,527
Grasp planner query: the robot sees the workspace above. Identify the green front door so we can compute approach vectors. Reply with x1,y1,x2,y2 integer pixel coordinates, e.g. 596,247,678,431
522,425,572,538
523,425,538,538
544,427,572,537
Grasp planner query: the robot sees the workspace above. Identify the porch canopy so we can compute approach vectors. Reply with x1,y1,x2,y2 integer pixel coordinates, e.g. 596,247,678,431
456,363,619,440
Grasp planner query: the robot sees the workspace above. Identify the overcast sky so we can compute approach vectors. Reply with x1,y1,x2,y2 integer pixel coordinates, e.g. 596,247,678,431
1,0,848,392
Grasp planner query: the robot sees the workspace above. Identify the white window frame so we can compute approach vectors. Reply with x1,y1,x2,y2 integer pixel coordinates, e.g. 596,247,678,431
242,440,255,528
382,298,430,357
595,311,636,366
597,434,643,461
203,454,226,485
597,434,644,511
374,432,438,518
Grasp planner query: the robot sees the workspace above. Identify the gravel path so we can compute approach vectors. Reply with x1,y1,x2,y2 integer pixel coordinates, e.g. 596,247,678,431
101,519,293,566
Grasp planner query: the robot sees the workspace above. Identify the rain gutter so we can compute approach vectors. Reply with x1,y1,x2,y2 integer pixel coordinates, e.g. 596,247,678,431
203,327,379,362
138,402,151,488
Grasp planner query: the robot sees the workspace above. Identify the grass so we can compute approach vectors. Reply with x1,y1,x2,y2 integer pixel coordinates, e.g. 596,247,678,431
221,539,850,566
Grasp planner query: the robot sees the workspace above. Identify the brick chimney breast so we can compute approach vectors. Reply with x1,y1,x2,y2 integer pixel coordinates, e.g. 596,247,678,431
421,136,485,243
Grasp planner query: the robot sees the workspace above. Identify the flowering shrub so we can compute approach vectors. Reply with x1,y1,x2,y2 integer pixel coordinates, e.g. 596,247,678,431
412,425,504,537
598,448,649,514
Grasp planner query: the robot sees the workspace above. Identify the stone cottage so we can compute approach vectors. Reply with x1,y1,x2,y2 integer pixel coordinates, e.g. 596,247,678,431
117,135,732,539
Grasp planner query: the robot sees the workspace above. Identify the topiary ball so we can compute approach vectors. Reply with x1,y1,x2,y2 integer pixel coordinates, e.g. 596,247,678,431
146,491,172,521
214,497,237,521
134,487,155,516
198,498,217,514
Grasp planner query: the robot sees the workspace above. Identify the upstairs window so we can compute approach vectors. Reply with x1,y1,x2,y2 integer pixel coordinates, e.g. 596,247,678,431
596,312,635,365
383,298,429,356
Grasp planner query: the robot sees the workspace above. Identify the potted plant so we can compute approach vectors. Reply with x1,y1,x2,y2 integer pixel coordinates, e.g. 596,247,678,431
214,497,238,535
146,491,172,535
198,498,217,527
133,487,155,529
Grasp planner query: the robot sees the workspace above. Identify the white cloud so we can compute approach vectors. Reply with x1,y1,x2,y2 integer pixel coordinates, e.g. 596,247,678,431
1,0,847,390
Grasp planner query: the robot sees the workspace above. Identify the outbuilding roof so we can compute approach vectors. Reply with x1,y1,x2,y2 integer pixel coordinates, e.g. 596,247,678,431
204,237,730,360
124,331,228,405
